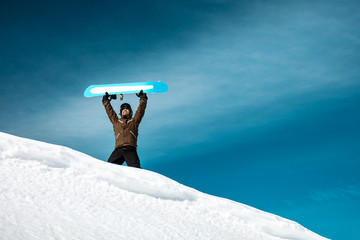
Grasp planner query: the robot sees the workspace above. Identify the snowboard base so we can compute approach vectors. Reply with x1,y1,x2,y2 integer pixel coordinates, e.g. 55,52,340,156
84,81,168,97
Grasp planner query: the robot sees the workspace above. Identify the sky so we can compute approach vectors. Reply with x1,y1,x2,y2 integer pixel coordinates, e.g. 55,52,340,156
1,0,359,239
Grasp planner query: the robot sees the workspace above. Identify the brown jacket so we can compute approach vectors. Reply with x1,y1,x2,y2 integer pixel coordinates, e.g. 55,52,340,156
103,99,147,149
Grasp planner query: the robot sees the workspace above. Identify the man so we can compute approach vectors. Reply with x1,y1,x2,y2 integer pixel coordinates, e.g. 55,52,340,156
102,90,147,168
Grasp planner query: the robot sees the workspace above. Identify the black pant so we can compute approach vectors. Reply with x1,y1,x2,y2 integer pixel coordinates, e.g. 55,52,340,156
107,146,141,168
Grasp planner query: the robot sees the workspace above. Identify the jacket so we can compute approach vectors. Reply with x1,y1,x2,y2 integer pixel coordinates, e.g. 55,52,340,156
103,99,147,149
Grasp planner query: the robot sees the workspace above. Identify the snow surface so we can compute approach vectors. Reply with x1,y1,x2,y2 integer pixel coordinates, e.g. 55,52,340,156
0,132,329,240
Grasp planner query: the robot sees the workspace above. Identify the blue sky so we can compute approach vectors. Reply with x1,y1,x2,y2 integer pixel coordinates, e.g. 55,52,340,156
1,0,360,239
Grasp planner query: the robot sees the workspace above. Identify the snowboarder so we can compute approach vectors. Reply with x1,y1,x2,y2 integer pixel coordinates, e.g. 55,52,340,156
102,90,148,168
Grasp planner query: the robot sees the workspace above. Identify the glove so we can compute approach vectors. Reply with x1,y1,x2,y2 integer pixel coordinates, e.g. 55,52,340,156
103,92,109,102
102,92,116,102
136,90,148,100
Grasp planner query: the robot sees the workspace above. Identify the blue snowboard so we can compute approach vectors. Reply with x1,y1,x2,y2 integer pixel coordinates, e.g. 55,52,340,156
84,81,168,97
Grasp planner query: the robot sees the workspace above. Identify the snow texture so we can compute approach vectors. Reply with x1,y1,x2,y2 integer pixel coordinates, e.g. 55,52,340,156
0,132,329,240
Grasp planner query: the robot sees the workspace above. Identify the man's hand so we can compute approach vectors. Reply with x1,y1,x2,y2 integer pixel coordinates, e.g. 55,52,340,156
102,92,116,102
102,92,110,102
136,90,148,100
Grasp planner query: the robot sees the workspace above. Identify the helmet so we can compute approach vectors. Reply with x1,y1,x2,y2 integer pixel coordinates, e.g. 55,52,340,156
120,103,133,118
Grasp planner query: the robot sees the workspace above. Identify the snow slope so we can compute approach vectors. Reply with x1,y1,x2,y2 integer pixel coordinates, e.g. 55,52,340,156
0,132,329,240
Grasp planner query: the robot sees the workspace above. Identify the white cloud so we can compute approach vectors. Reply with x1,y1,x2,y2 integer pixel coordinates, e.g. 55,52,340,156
309,185,360,202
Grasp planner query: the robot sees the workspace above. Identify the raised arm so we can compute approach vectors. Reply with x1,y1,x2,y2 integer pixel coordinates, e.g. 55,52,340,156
102,93,119,124
133,90,148,124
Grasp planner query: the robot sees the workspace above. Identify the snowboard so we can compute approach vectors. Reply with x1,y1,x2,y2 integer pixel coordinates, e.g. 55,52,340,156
84,81,168,97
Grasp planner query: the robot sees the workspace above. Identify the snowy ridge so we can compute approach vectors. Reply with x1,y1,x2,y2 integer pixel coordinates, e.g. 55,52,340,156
0,132,329,240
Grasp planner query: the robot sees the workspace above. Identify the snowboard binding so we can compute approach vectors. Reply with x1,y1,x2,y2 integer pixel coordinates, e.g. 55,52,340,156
109,93,124,101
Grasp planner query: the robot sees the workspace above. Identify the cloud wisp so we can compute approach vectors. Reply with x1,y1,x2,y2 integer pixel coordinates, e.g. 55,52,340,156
309,185,360,202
